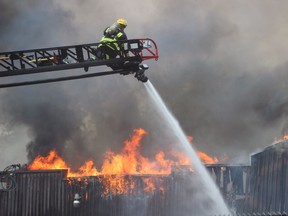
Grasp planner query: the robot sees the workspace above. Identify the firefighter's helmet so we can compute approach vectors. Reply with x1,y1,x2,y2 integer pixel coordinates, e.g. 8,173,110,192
117,18,127,27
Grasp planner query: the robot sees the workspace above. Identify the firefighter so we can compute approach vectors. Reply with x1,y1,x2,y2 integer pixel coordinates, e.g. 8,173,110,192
96,19,128,60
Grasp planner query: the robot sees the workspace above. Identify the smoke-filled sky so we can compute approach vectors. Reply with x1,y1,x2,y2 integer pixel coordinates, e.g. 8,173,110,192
1,0,288,169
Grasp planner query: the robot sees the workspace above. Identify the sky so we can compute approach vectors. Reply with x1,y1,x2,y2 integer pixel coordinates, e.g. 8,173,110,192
1,0,288,169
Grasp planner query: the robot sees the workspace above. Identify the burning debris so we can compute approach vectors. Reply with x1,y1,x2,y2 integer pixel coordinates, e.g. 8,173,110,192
27,128,221,196
2,133,288,215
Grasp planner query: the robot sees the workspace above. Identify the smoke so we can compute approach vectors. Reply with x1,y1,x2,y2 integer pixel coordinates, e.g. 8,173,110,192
1,0,288,170
146,0,288,162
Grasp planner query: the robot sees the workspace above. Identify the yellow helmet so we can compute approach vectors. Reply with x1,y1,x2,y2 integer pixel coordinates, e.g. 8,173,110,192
117,18,127,27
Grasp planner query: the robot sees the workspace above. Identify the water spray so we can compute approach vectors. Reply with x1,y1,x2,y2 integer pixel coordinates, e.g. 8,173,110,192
144,80,231,215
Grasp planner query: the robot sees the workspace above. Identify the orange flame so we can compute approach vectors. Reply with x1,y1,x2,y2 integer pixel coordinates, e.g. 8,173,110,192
273,133,288,145
28,128,220,195
28,149,69,170
197,151,219,164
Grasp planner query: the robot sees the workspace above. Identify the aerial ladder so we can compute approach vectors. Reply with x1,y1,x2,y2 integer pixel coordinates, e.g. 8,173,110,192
0,39,158,88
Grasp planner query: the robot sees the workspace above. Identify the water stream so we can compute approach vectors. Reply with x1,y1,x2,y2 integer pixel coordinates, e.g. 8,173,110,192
144,80,230,215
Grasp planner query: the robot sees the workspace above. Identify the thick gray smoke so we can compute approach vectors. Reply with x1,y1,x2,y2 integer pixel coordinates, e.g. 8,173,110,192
1,0,288,169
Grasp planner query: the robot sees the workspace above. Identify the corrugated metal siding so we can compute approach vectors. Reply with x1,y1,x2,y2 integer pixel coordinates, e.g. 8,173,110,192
244,141,288,214
0,171,175,216
0,167,250,216
63,175,172,216
2,141,288,216
0,170,67,216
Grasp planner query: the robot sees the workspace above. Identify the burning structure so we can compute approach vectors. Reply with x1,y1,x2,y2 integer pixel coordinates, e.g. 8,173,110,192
1,131,288,215
0,169,199,216
242,141,288,214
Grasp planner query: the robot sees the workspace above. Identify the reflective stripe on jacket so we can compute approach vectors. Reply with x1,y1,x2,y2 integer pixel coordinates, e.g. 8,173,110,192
99,36,120,51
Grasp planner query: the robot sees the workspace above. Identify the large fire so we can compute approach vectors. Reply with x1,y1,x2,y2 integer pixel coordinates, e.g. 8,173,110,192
28,128,219,195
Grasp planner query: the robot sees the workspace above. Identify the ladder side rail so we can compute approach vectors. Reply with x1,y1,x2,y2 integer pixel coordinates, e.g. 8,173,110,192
0,56,139,77
0,53,24,71
57,49,62,61
0,68,128,88
83,45,98,55
42,50,59,64
18,55,36,69
82,46,95,60
138,39,159,61
76,45,93,61
0,62,12,71
0,44,99,73
0,55,9,60
121,40,144,59
36,50,57,61
1,59,19,70
144,39,158,60
65,48,78,61
0,42,101,57
33,50,55,67
34,51,39,67
24,54,35,63
59,46,91,64
41,50,55,58
0,39,156,74
141,48,158,60
10,54,18,71
34,50,50,62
